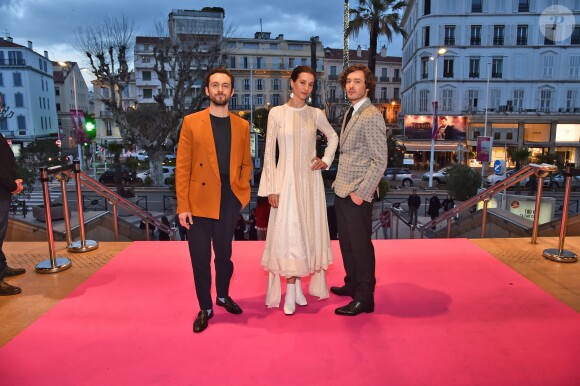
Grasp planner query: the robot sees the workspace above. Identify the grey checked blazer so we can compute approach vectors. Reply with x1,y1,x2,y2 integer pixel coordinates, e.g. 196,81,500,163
333,99,388,202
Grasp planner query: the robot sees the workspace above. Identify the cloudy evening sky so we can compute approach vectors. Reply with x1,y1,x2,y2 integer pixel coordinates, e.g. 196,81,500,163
1,0,403,82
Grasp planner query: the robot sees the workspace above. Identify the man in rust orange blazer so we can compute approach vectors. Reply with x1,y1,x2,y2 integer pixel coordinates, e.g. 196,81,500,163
176,68,252,333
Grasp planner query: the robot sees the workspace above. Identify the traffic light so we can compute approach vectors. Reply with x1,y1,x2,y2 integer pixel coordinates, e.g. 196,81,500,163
85,115,96,140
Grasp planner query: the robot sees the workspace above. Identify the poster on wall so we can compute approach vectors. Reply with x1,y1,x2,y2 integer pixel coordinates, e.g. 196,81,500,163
476,136,492,162
404,115,467,140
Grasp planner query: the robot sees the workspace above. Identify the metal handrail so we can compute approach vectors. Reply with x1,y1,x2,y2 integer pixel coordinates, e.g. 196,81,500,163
59,169,172,240
418,163,558,240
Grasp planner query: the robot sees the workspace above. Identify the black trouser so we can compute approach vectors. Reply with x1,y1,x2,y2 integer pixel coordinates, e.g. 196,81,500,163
0,197,10,282
334,195,376,304
187,178,241,311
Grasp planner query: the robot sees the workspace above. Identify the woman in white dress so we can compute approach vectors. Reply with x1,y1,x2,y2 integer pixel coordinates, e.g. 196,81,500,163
258,66,339,315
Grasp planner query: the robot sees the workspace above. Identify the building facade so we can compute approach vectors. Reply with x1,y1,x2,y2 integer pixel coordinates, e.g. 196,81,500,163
323,45,402,129
401,0,580,167
0,37,58,152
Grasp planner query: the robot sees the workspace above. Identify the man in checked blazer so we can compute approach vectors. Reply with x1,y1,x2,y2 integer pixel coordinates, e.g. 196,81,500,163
331,64,388,316
176,68,252,333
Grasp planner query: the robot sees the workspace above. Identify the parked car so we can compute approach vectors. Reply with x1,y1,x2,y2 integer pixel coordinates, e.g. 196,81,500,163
422,166,452,187
486,169,534,187
98,167,136,185
382,167,415,187
546,172,580,190
136,166,176,184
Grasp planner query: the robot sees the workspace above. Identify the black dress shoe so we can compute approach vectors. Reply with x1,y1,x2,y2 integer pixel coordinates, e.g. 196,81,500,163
330,286,355,298
193,310,213,333
4,266,26,277
0,281,22,296
335,300,374,316
216,296,243,314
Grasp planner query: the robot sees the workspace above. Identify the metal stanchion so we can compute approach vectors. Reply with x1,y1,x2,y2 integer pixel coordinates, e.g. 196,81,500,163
530,173,547,244
55,171,73,246
68,160,98,253
35,167,72,274
112,204,119,241
481,199,489,238
544,163,578,263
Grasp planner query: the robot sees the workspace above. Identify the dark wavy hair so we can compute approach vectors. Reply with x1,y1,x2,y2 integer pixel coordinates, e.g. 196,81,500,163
339,64,376,99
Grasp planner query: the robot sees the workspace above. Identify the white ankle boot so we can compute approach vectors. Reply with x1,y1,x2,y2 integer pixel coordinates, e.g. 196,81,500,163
295,278,307,306
284,284,296,315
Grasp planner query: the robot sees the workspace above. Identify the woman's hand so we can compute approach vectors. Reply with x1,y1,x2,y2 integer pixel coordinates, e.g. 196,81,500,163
310,157,328,171
268,194,280,208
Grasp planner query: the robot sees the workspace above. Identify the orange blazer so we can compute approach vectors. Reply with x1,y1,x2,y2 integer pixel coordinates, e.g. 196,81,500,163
175,108,252,220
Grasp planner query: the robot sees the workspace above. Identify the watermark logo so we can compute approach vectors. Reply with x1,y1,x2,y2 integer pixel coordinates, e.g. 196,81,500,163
539,5,575,43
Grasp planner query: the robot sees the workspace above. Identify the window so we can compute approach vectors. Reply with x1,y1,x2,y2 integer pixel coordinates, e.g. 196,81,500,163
17,115,26,131
442,89,453,112
540,89,552,112
141,56,150,64
545,25,556,45
472,0,482,12
38,97,42,108
572,26,580,45
468,90,479,110
243,79,250,91
13,72,22,86
272,94,280,106
393,88,399,100
443,58,454,78
272,79,280,91
513,89,524,111
424,0,431,15
142,71,151,81
142,88,153,99
330,65,337,76
256,57,263,69
566,90,578,111
421,57,429,79
56,103,61,111
381,68,388,77
517,25,528,45
229,56,236,68
493,25,505,45
490,89,501,110
492,58,503,78
471,26,481,45
55,87,60,96
494,132,501,140
423,26,430,46
394,69,400,81
0,73,3,86
444,26,455,45
419,89,429,111
543,55,554,79
106,121,112,136
469,57,480,78
243,57,249,69
242,94,250,108
506,132,513,140
256,94,263,105
0,118,7,131
380,87,387,101
518,0,529,12
229,95,237,110
15,93,23,107
570,56,580,79
256,79,263,91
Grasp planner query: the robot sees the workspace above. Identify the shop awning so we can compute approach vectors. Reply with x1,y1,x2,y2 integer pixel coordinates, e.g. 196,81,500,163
397,140,470,152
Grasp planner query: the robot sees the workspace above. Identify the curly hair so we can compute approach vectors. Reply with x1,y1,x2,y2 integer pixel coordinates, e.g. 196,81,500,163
339,64,376,99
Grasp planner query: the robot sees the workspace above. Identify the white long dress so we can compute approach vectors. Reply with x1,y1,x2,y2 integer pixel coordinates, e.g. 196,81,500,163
258,104,339,308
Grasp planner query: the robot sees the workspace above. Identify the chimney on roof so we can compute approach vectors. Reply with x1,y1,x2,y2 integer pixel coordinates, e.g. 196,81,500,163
380,44,387,57
276,34,284,40
357,45,362,57
44,50,49,58
7,36,13,43
28,41,32,49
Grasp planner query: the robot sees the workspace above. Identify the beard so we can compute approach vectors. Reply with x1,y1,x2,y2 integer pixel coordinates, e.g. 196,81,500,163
209,92,231,106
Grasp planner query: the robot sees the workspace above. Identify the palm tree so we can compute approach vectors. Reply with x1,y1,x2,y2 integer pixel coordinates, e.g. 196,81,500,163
347,0,408,78
507,147,531,170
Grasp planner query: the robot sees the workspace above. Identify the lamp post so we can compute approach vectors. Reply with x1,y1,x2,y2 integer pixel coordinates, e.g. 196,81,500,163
58,61,83,171
428,48,447,188
481,60,491,186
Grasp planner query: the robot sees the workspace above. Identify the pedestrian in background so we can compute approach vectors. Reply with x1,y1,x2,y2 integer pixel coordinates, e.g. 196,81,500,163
407,189,421,227
379,209,391,239
428,192,441,230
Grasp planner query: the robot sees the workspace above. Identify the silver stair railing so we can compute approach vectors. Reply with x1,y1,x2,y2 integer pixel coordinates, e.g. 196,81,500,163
417,163,558,242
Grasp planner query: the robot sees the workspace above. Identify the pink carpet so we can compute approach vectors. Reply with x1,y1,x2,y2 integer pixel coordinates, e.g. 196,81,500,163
1,239,579,385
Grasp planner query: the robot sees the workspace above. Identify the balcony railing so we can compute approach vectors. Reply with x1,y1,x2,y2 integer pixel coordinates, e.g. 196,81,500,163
379,76,390,82
493,38,504,45
469,72,479,78
517,38,528,45
328,75,338,80
470,38,481,45
392,77,401,82
0,59,26,66
444,38,455,45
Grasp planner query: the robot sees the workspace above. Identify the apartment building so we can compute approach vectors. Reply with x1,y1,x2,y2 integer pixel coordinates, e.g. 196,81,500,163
0,37,58,152
401,0,580,166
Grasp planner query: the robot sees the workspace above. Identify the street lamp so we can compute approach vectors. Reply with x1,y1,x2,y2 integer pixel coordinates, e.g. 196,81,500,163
428,48,447,188
58,61,83,171
481,60,491,186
